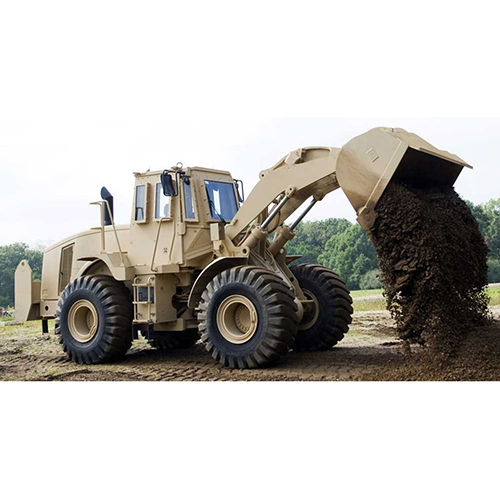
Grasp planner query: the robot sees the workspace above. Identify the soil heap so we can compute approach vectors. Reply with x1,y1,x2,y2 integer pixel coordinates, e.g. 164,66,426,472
371,182,489,355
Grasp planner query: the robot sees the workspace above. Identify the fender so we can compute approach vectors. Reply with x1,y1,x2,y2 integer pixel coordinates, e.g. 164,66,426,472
187,256,247,309
76,254,134,282
77,258,112,278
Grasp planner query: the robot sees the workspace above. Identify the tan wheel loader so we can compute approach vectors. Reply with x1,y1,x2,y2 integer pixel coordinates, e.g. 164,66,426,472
15,127,471,368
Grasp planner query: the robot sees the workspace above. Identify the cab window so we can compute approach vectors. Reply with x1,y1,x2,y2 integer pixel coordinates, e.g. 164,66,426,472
135,185,146,222
183,179,196,219
204,180,238,222
155,183,171,219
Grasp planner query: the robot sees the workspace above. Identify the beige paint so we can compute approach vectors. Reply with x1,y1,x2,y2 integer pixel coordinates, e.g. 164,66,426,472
15,260,40,322
216,294,259,344
336,127,471,230
67,299,99,342
15,127,471,330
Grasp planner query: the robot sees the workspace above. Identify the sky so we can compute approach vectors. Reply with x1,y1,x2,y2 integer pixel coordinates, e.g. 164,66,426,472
0,1,499,247
0,116,498,247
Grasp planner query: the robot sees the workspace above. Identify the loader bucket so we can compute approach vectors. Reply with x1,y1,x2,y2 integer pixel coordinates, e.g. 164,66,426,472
336,127,472,231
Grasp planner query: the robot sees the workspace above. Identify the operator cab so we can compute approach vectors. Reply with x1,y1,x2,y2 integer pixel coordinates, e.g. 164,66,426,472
131,165,243,228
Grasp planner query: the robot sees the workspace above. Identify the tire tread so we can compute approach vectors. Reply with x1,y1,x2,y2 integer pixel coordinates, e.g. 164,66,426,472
292,264,353,352
197,266,297,369
55,275,133,364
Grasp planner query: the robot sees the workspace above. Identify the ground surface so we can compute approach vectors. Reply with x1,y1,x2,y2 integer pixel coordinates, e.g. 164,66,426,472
1,301,498,381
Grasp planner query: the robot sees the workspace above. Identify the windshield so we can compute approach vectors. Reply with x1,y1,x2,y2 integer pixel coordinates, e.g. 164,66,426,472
204,180,238,222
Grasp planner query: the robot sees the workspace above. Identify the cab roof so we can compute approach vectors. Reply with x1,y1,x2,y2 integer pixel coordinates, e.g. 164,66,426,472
133,166,233,178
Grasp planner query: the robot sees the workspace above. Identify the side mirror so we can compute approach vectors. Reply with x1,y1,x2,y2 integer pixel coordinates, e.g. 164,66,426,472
100,187,114,226
161,171,178,196
234,179,245,202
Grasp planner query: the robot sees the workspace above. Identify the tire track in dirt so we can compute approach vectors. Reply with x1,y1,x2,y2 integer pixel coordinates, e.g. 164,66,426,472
1,310,498,381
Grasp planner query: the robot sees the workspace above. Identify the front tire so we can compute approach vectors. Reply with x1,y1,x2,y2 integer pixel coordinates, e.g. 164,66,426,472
291,264,353,352
197,266,298,368
55,275,133,364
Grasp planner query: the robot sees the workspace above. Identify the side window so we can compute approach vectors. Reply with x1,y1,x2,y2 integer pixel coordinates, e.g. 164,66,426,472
183,179,196,220
155,183,171,219
135,185,146,222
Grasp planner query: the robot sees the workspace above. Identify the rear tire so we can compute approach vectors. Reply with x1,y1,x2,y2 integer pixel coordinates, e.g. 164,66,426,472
55,275,133,364
291,264,353,352
146,329,200,350
197,266,297,369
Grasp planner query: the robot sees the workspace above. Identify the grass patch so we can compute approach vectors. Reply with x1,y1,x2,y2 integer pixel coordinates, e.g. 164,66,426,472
351,288,383,298
488,286,500,306
351,285,500,311
0,319,54,336
351,288,385,311
353,298,386,312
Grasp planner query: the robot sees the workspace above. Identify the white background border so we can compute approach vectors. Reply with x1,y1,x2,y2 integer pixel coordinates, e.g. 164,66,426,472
1,1,499,498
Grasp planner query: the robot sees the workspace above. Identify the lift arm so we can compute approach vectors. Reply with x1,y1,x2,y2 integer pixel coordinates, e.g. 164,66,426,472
225,127,472,244
225,147,341,242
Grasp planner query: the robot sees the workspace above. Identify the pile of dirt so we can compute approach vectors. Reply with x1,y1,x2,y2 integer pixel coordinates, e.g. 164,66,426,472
371,182,490,355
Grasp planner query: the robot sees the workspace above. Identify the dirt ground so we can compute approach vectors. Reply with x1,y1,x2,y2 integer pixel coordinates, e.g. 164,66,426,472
1,306,499,381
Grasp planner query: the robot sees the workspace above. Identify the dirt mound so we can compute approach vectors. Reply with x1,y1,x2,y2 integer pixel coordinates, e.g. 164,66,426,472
371,182,490,355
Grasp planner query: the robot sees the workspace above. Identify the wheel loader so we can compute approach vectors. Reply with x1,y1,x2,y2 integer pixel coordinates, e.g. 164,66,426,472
15,127,471,368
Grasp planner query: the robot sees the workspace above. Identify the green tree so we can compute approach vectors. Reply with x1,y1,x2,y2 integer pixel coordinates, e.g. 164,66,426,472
468,198,500,281
318,224,378,289
466,200,490,236
359,269,382,290
0,243,43,307
487,257,500,283
286,218,351,264
482,199,500,258
468,198,500,258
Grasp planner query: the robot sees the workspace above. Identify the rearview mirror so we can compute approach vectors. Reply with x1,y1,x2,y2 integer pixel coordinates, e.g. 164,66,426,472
234,179,245,202
161,171,178,196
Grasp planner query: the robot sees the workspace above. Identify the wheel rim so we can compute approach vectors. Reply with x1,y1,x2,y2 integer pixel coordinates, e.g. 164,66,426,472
216,295,258,344
299,289,320,331
68,299,99,343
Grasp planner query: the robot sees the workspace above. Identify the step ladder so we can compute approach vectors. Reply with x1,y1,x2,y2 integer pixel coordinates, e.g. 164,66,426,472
132,276,155,324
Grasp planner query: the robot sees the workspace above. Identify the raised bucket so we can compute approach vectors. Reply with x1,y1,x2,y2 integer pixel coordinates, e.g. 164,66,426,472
336,127,472,230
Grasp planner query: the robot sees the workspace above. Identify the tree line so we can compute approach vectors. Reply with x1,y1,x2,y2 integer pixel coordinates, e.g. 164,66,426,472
0,197,499,307
286,197,500,289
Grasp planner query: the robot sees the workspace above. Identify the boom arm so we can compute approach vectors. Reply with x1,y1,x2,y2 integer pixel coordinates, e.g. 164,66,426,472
225,147,341,242
226,127,472,244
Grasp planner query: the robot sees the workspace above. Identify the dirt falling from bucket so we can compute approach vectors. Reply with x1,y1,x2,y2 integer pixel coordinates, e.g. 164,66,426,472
371,183,490,356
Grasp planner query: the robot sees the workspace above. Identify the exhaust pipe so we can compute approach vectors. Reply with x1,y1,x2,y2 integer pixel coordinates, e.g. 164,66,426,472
101,187,114,227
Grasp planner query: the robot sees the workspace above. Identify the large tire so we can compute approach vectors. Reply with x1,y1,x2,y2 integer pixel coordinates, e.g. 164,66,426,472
55,275,133,364
291,264,353,352
146,329,200,350
197,266,298,369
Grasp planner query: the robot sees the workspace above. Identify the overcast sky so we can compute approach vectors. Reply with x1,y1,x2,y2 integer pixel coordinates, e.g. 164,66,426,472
1,1,499,248
0,116,498,247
